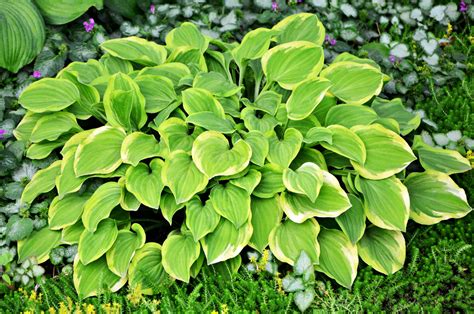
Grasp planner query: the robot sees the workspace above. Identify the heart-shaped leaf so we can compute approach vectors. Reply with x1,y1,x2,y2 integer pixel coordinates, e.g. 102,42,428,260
186,196,221,241
283,162,324,202
78,219,118,265
249,196,283,253
82,182,122,232
162,232,201,283
267,128,303,168
287,78,332,120
121,132,161,166
210,183,251,228
125,159,164,209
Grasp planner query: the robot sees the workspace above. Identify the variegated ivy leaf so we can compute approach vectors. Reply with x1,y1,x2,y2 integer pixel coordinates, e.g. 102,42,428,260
283,162,324,202
192,131,252,179
185,196,221,241
82,182,122,232
78,218,118,265
162,232,201,283
249,196,283,253
210,183,251,229
320,125,366,164
273,13,325,45
121,132,161,166
165,22,209,53
100,36,167,66
287,78,332,121
21,160,62,204
267,128,303,169
125,159,164,209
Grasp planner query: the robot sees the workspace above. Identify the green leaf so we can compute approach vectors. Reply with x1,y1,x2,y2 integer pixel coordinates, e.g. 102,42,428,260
61,221,85,245
82,182,122,232
74,126,126,177
27,139,66,160
357,226,406,275
125,159,164,209
186,112,236,134
18,227,61,263
267,128,303,168
78,219,118,265
162,151,209,204
262,41,324,90
320,61,384,105
19,79,80,113
182,88,225,117
291,148,328,171
0,0,45,72
320,125,366,164
404,171,472,224
14,112,43,141
185,196,221,241
316,228,358,288
243,131,269,167
162,233,201,282
100,37,167,66
106,224,145,277
233,28,275,64
121,132,161,166
283,162,324,202
252,164,285,198
160,192,185,225
48,194,89,230
287,78,332,120
138,62,190,86
230,169,262,194
273,13,325,45
158,118,201,153
241,107,279,133
165,22,208,53
193,71,241,97
351,124,416,180
304,127,333,144
192,131,252,178
34,0,103,25
269,218,320,266
21,160,61,204
252,91,281,116
135,75,177,113
30,112,81,143
356,176,410,232
210,183,251,228
201,219,253,265
249,196,283,252
371,98,420,135
100,54,133,75
335,195,366,244
325,104,378,128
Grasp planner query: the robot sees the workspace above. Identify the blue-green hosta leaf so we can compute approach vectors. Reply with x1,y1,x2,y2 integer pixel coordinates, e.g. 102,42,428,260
182,88,225,117
193,72,241,97
262,41,324,90
351,124,416,180
249,196,283,253
283,162,324,202
34,0,103,25
106,224,146,277
186,112,236,134
320,125,366,164
287,78,332,120
134,75,177,113
371,98,421,135
74,126,126,177
100,37,167,66
252,164,285,198
233,28,275,64
335,195,366,244
243,131,269,167
158,118,201,153
273,13,325,45
82,182,122,232
121,132,161,166
230,169,262,194
19,79,80,113
30,112,81,143
162,151,209,204
78,219,118,265
210,183,251,228
138,62,191,86
201,219,253,265
404,171,472,224
325,104,378,128
192,131,252,178
162,232,201,283
267,128,303,168
185,196,220,241
356,176,410,232
18,227,61,263
241,107,279,133
21,160,61,204
316,228,358,288
357,226,406,275
0,0,45,72
165,22,208,53
125,159,164,209
320,61,384,105
48,194,89,230
269,218,320,266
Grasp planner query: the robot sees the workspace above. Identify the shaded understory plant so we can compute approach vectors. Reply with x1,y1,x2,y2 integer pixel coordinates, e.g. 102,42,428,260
13,13,472,298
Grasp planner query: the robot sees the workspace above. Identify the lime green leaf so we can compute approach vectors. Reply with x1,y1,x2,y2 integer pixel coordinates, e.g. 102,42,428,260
234,28,275,64
267,128,303,168
27,139,67,160
62,221,85,245
269,218,320,266
252,164,285,198
371,98,420,135
404,171,472,224
82,182,122,232
325,104,378,128
100,37,167,66
160,192,185,225
249,196,283,252
18,227,61,263
100,54,133,75
241,107,279,133
21,160,61,204
186,196,220,241
304,127,333,144
283,162,324,202
158,118,200,153
135,75,177,113
252,91,281,116
210,184,251,228
273,13,325,45
320,125,366,164
13,112,43,141
30,112,81,143
19,79,80,113
167,47,207,72
79,219,118,265
121,132,161,166
287,78,332,120
125,159,164,209
316,228,358,288
138,62,190,86
243,131,269,167
48,194,89,230
182,88,225,117
162,233,201,282
336,195,366,244
186,112,236,134
230,169,262,194
357,226,406,275
106,224,145,277
165,22,208,53
193,71,241,97
56,149,87,198
34,0,103,25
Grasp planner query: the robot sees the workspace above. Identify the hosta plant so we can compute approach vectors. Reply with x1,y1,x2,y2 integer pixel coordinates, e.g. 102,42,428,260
14,13,472,298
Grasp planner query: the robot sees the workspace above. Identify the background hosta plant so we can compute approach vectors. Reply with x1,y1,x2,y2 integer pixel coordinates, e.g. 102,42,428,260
14,13,472,298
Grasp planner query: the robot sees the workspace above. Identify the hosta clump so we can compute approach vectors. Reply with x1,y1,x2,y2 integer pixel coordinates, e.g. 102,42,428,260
14,13,472,298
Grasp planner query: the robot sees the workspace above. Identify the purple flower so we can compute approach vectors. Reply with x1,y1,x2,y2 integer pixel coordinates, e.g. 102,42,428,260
150,4,156,14
460,0,468,12
297,0,303,3
389,55,397,63
0,129,6,139
32,70,41,78
271,1,278,11
83,18,95,33
329,38,337,46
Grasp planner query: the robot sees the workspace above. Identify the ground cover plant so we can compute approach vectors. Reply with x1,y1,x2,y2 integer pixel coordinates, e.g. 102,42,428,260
11,11,472,301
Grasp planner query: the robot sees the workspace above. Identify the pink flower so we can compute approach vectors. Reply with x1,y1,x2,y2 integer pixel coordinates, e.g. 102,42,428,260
150,4,156,14
32,70,41,78
0,129,6,139
325,35,337,46
83,18,95,33
389,55,397,63
460,0,468,12
271,1,278,11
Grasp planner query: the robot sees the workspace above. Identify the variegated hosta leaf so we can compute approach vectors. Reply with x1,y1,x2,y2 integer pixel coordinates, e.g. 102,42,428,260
211,255,242,280
30,112,81,143
158,118,201,153
162,232,201,282
320,125,366,164
316,228,358,288
291,148,328,171
262,41,324,90
252,164,285,198
56,149,88,198
286,78,332,121
325,104,378,128
404,171,472,224
100,37,167,66
185,196,220,241
351,124,416,180
27,139,67,160
241,107,279,133
125,159,164,209
121,132,161,166
233,28,275,64
273,13,325,45
210,183,251,228
161,192,185,225
230,169,262,194
61,130,94,157
283,162,324,202
34,0,103,25
78,219,118,265
135,75,177,113
371,98,421,135
356,176,410,232
192,131,252,178
269,218,320,266
281,171,351,222
357,226,406,275
193,72,241,97
252,91,281,116
336,195,366,244
249,196,283,253
267,128,303,168
62,221,85,245
162,150,209,204
182,88,225,117
243,131,270,167
82,182,122,232
13,112,43,141
48,194,89,230
18,227,61,263
106,224,146,277
21,160,62,204
165,22,209,53
201,218,253,265
137,62,190,86
74,126,126,177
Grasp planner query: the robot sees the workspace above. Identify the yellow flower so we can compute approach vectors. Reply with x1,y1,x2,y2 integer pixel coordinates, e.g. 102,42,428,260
447,23,453,35
210,311,219,314
221,304,229,314
29,291,37,301
127,285,144,306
